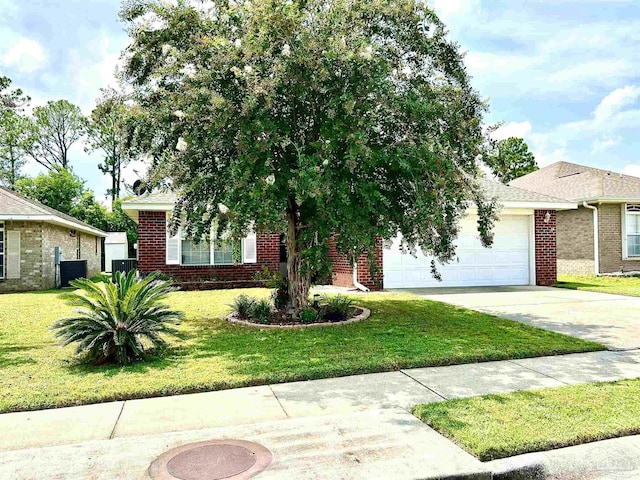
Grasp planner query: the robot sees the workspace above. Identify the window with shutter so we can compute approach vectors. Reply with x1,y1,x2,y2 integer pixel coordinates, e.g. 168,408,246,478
6,231,20,279
626,204,640,257
166,212,181,264
243,232,257,264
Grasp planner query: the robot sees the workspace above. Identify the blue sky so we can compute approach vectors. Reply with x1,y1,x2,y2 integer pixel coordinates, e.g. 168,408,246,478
1,0,640,203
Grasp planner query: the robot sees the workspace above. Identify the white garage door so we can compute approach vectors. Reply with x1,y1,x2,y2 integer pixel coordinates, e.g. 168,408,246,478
383,215,531,288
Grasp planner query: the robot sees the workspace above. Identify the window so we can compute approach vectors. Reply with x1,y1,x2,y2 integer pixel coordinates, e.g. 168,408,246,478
76,235,81,260
181,238,211,265
625,204,640,257
0,222,4,279
213,239,237,265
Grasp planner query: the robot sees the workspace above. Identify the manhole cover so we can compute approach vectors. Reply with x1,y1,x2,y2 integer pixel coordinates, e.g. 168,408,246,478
149,440,272,480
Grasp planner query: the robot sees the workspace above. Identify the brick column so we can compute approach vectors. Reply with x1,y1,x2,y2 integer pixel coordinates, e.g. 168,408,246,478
535,210,557,286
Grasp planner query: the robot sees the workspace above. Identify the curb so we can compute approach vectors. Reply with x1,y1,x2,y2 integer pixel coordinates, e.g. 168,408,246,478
225,307,371,329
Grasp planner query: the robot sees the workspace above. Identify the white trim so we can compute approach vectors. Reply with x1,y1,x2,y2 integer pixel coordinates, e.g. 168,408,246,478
582,203,599,274
529,215,536,286
121,203,174,212
499,201,577,210
622,203,640,260
0,215,107,237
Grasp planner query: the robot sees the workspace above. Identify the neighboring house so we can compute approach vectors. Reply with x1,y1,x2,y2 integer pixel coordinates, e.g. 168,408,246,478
122,178,574,289
511,161,640,275
104,232,129,273
0,187,106,293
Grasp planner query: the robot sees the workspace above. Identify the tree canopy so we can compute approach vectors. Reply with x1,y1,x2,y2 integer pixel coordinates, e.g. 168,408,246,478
485,137,538,184
29,100,87,170
87,89,140,205
121,0,496,311
0,76,30,113
0,109,33,187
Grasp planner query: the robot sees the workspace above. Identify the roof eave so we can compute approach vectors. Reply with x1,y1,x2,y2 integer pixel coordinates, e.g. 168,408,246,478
0,215,108,237
500,201,578,210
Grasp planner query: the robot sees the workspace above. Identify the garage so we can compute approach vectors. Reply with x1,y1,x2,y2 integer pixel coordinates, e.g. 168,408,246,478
383,215,532,288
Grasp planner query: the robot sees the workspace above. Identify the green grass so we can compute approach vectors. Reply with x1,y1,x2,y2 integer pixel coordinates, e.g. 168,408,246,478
413,379,640,461
0,289,604,413
555,274,640,297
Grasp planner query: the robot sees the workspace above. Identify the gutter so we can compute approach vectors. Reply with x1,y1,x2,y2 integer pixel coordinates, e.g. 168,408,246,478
352,264,370,292
582,202,599,275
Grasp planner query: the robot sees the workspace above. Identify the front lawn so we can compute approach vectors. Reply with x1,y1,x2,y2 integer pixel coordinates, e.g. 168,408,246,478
555,274,640,297
413,379,640,461
0,289,603,413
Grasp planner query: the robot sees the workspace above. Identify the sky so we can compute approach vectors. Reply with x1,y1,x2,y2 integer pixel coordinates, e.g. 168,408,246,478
1,0,640,204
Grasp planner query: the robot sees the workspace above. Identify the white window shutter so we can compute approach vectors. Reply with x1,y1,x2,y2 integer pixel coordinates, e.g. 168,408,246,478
6,231,20,279
243,232,257,264
166,213,180,265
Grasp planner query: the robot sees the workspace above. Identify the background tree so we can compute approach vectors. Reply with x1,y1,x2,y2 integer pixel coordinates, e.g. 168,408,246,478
485,137,538,184
121,0,496,312
28,100,86,170
15,167,84,213
0,76,30,112
0,110,33,187
87,89,138,205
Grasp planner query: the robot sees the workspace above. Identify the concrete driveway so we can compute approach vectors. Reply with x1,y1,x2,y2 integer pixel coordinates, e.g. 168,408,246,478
400,286,640,350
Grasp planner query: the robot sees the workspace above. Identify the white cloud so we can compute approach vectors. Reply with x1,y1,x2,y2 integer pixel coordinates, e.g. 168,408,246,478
491,121,532,141
622,165,640,178
0,37,47,73
593,85,640,122
429,0,480,19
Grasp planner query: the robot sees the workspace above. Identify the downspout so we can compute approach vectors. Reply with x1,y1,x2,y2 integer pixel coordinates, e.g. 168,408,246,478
352,264,370,292
582,202,599,275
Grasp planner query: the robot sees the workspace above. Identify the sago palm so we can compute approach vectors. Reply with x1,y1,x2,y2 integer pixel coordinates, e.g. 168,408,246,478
51,271,183,366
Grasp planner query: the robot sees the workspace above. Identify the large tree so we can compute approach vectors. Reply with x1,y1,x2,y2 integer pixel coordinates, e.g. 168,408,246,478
87,89,139,205
0,76,30,113
485,137,538,184
29,100,86,170
121,0,496,312
15,167,84,214
0,110,33,187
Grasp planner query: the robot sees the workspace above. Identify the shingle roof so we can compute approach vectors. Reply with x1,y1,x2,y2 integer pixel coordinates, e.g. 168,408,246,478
0,187,107,236
123,180,572,212
128,190,177,204
476,178,572,204
509,161,640,202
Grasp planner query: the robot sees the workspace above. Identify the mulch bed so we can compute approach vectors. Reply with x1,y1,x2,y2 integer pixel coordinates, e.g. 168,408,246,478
226,306,371,329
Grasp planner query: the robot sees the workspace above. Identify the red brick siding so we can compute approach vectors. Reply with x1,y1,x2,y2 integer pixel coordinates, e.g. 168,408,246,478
137,210,279,282
535,210,557,286
328,237,383,290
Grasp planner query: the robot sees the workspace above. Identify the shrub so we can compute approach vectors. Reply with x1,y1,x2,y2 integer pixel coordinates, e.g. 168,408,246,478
321,295,354,322
90,272,112,284
231,294,256,319
251,299,273,324
299,307,318,324
253,266,281,288
270,275,289,311
51,271,183,366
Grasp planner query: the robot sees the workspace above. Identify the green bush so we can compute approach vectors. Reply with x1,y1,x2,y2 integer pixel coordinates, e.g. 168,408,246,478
299,307,318,324
231,294,256,319
251,299,273,324
321,295,354,322
51,271,183,366
270,275,289,311
89,272,112,284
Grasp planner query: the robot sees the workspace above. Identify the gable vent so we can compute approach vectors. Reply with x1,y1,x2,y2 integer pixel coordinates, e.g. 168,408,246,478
626,204,640,213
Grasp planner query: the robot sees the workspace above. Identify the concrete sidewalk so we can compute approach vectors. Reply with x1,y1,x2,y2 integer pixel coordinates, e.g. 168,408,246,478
3,349,640,453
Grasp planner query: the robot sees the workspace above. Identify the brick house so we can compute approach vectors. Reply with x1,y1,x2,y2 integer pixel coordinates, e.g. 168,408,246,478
0,187,106,293
123,178,574,289
511,161,640,275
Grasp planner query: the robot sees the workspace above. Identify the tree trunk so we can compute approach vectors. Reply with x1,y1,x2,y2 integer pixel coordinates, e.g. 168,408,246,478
286,201,310,314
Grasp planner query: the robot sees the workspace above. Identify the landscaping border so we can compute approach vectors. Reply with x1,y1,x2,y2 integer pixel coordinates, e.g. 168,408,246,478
226,306,371,329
